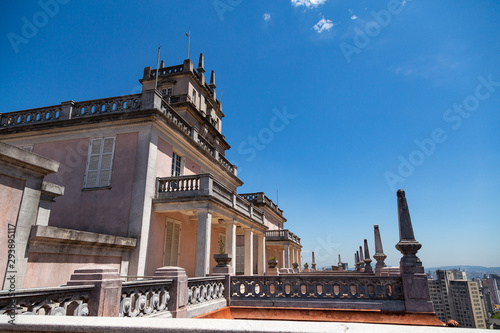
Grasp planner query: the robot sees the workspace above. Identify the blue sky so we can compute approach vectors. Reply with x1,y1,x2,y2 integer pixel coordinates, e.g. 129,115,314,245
1,0,499,269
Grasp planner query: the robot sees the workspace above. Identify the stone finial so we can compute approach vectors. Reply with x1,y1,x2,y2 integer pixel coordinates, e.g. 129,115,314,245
373,224,387,275
395,189,422,256
311,252,316,270
394,189,433,312
197,53,205,73
209,70,216,89
355,252,360,271
160,59,165,68
363,239,373,273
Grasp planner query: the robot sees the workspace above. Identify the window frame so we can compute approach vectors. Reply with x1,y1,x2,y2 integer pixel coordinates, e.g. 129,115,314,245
83,136,116,189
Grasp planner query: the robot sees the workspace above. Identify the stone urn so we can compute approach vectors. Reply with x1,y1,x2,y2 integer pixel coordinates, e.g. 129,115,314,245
213,253,232,267
292,262,299,269
268,259,278,269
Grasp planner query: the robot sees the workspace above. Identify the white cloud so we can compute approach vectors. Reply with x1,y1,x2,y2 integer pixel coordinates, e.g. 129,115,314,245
313,17,334,33
291,0,327,9
263,13,271,21
351,15,357,20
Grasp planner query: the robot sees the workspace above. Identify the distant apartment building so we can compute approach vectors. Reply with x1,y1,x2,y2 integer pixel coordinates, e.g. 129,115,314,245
429,269,486,329
484,275,500,306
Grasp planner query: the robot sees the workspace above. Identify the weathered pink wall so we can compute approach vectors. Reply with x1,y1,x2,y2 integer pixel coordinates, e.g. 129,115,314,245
184,156,201,175
155,138,173,177
23,252,121,288
0,174,25,285
155,137,201,177
36,133,138,237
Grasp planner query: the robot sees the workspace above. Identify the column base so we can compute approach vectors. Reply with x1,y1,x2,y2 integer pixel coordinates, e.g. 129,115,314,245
212,266,235,276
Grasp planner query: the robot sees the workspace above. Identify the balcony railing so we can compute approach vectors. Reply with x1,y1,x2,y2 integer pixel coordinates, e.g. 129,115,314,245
240,192,283,217
120,279,173,317
156,174,264,225
265,229,301,245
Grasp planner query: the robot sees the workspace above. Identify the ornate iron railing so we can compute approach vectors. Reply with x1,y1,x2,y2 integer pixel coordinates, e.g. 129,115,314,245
0,284,92,316
187,276,225,307
120,279,172,317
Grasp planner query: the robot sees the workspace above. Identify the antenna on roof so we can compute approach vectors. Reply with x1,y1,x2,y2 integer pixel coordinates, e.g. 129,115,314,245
155,43,161,91
186,28,191,59
219,89,224,102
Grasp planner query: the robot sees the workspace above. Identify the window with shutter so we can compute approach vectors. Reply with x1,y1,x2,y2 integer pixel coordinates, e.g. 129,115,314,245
163,218,181,266
84,137,116,188
236,245,244,275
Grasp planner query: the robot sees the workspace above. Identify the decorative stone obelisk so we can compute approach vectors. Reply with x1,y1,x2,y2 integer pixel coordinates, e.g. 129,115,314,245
363,239,373,274
354,252,360,271
359,245,365,271
395,189,433,312
373,224,387,276
311,252,317,270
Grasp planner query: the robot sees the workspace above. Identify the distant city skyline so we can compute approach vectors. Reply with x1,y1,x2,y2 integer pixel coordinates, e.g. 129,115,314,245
1,1,499,269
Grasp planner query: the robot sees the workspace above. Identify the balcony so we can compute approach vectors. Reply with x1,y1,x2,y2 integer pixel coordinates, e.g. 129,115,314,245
240,192,283,217
155,174,264,225
265,229,301,246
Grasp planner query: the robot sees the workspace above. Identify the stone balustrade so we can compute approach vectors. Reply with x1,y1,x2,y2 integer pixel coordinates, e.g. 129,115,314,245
149,64,184,79
240,192,284,217
156,174,265,225
187,276,225,306
230,275,404,311
0,105,62,127
0,284,93,316
0,90,237,176
265,229,301,245
72,95,142,118
120,279,172,317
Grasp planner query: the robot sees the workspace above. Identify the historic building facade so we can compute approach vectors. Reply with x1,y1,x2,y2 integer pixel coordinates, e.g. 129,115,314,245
0,54,301,288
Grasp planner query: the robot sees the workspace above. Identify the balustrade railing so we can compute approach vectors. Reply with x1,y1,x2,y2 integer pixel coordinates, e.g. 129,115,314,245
150,65,184,79
265,229,301,245
72,95,142,118
0,105,61,127
120,279,172,317
156,174,264,224
187,276,225,307
240,192,284,217
230,275,403,302
0,284,93,316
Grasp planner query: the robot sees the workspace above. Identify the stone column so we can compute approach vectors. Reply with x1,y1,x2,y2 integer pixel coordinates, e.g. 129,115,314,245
395,189,434,312
154,266,188,318
195,208,212,277
283,244,290,268
225,219,236,273
257,233,266,275
67,266,122,317
373,224,387,276
244,228,253,275
363,239,373,274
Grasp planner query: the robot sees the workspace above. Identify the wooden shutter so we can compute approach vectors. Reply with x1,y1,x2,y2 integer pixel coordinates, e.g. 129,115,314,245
163,219,181,266
84,137,115,188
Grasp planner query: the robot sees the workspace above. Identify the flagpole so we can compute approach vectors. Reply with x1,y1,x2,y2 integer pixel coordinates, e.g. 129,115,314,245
187,28,191,59
155,43,161,91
